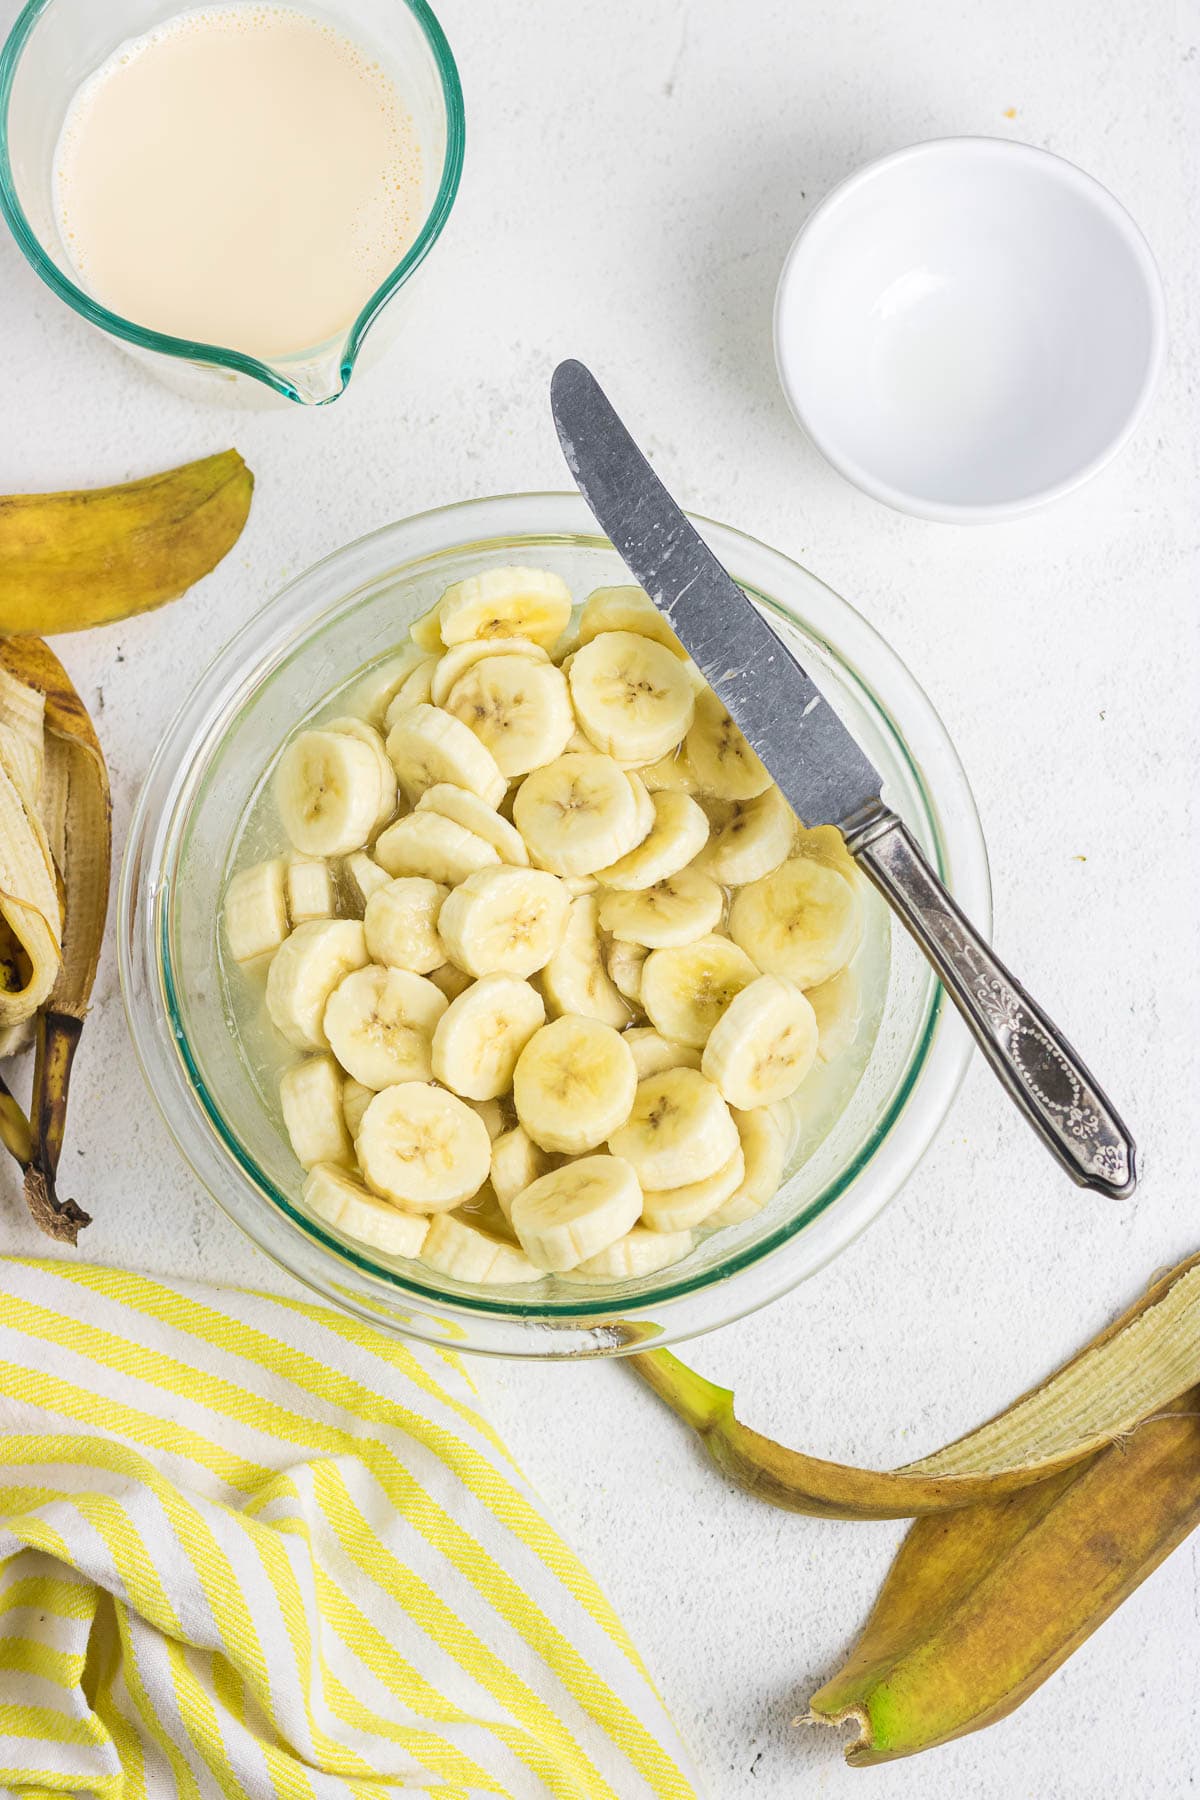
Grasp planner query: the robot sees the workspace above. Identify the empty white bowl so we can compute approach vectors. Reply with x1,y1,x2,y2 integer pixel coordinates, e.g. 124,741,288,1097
774,138,1166,522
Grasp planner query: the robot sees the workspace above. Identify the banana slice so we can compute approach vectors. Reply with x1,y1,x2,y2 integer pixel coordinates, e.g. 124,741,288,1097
285,855,336,925
608,1067,739,1187
386,704,506,808
223,859,288,966
364,877,448,974
438,566,573,650
540,893,632,1029
604,936,646,1005
445,657,575,778
509,1153,642,1272
352,646,431,725
792,822,861,887
276,729,383,856
279,1054,353,1170
342,1077,374,1140
638,745,699,794
431,973,546,1101
265,920,369,1050
697,788,795,886
384,660,438,724
622,1026,701,1079
454,1180,516,1239
416,784,529,865
428,961,473,1002
430,635,550,708
598,868,723,950
490,1124,554,1218
326,718,398,831
342,851,392,913
640,934,759,1048
685,689,771,800
706,1104,788,1227
467,1097,508,1141
357,1082,491,1212
568,631,695,763
438,867,569,979
374,812,500,885
626,772,655,838
324,964,447,1089
562,873,598,896
513,753,646,876
805,966,862,1063
728,857,862,989
701,973,819,1108
596,791,709,890
410,602,446,652
420,1212,542,1284
303,1163,430,1258
641,1145,745,1231
577,586,687,657
561,1225,693,1282
512,1016,637,1154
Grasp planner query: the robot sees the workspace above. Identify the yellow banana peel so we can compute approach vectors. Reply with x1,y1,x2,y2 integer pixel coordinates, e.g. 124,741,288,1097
0,449,253,634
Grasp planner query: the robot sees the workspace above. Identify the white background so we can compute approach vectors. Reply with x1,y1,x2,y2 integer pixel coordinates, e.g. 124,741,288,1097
1,0,1198,1793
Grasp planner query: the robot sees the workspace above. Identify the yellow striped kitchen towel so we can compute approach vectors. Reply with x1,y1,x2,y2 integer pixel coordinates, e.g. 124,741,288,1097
0,1257,702,1799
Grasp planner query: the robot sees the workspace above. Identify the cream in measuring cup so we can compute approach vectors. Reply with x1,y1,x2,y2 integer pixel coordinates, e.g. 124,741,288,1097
53,4,423,359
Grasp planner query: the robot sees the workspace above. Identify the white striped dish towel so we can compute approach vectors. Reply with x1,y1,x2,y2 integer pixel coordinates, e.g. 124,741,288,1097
0,1257,702,1798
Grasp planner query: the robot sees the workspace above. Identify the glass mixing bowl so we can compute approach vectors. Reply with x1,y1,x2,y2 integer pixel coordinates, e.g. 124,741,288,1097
119,493,989,1356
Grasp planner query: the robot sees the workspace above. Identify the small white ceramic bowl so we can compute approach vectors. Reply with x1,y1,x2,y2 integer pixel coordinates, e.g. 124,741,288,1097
774,138,1166,522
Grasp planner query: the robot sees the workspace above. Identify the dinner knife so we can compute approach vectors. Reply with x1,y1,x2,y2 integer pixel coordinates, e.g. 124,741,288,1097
551,358,1136,1199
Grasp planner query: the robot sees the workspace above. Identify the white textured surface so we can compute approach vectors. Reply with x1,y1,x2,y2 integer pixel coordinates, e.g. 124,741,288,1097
1,0,1197,1793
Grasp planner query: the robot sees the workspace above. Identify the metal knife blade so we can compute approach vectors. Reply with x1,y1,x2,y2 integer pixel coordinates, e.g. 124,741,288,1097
550,357,883,834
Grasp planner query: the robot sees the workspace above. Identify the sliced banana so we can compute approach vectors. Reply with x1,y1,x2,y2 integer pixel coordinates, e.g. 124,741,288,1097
596,791,709,891
598,868,723,950
805,966,862,1063
285,855,336,925
728,857,862,989
569,631,695,763
641,1145,745,1231
638,745,699,794
467,1096,509,1142
562,873,598,897
512,1016,637,1154
428,961,473,1002
342,851,392,913
490,1124,554,1218
706,1105,788,1227
562,1225,693,1282
685,689,771,800
325,716,398,833
416,784,529,864
279,1054,353,1170
374,812,500,886
357,1082,491,1212
640,934,759,1048
792,822,861,887
342,1077,374,1140
421,1212,542,1284
627,772,655,839
265,920,369,1050
608,1067,739,1187
445,656,574,778
697,788,795,886
275,729,383,856
513,753,646,876
223,859,288,966
577,586,687,657
454,1180,516,1239
701,973,819,1109
384,659,437,723
604,936,646,1005
303,1163,430,1258
540,893,631,1029
622,1026,702,1079
385,704,506,808
409,602,446,652
438,565,573,650
364,877,448,974
324,963,447,1089
509,1153,642,1272
431,973,546,1102
438,867,569,979
430,635,550,708
352,646,431,726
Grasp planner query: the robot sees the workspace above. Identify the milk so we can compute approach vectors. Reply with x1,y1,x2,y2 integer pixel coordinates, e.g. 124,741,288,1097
54,6,423,359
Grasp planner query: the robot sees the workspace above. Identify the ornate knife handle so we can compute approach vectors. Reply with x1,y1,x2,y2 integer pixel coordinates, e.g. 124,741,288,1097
847,809,1136,1199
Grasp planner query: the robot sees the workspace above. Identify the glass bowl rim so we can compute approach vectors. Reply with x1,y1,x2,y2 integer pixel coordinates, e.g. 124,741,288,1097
118,491,991,1351
0,0,466,405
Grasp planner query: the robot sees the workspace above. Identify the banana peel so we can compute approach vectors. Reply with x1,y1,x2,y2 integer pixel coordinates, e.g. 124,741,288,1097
0,449,253,634
807,1390,1200,1762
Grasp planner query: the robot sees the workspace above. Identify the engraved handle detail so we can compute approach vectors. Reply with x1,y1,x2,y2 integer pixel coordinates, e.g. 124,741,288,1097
851,812,1136,1198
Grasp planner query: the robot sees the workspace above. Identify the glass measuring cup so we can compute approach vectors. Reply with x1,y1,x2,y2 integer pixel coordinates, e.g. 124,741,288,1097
0,0,464,405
